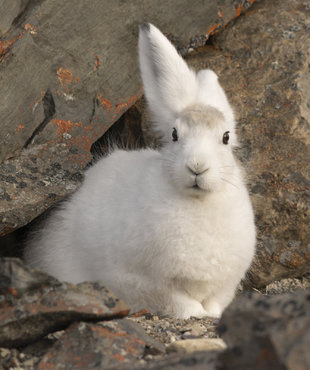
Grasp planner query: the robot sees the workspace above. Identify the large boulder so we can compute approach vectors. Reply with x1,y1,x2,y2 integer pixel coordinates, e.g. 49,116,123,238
185,0,310,286
218,290,310,370
0,0,255,237
0,258,129,347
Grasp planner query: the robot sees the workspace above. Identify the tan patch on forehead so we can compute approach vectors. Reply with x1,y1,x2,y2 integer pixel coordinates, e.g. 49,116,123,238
178,104,225,129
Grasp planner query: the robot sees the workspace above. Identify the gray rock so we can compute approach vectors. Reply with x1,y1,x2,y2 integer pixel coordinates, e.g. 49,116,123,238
0,258,129,348
0,0,22,37
0,0,256,237
0,144,84,236
37,320,163,369
217,290,310,370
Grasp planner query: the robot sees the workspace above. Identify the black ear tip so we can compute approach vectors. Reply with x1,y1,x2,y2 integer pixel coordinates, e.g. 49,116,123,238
140,23,151,32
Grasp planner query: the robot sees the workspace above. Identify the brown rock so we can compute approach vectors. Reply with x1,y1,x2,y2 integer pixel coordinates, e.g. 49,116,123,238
37,320,158,369
0,258,129,347
185,0,310,285
217,290,310,370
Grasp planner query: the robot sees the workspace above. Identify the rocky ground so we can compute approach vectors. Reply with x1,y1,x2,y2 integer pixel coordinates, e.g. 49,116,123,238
0,258,309,369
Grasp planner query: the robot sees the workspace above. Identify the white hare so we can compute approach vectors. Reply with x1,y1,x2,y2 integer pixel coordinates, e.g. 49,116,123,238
25,23,256,318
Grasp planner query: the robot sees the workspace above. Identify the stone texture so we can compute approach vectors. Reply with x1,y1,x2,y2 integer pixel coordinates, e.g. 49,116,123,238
0,144,84,236
182,0,310,285
112,351,220,370
0,0,22,37
0,0,256,237
217,290,310,370
166,338,227,354
37,319,164,369
0,258,129,347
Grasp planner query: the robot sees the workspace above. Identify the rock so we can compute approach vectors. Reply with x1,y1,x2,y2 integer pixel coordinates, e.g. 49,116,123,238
116,319,165,355
112,351,220,370
263,274,310,295
166,338,227,354
0,1,22,37
217,290,310,370
0,258,129,347
0,144,84,236
37,320,163,369
183,0,310,285
0,0,256,237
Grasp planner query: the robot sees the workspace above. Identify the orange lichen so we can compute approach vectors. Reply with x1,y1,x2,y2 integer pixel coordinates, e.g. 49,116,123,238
235,4,244,17
51,119,82,139
112,102,128,119
94,55,100,70
24,23,37,35
206,23,222,37
130,308,150,318
113,354,125,362
0,23,38,57
56,67,74,86
97,87,144,121
7,287,18,296
15,124,25,133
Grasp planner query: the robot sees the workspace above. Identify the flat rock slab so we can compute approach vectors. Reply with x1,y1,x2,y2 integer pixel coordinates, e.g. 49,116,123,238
0,258,129,347
0,144,84,236
187,0,310,285
218,290,310,370
166,338,227,354
37,319,164,369
0,0,256,236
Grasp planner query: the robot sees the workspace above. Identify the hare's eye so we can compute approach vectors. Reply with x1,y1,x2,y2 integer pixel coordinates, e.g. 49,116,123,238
172,127,178,142
223,131,230,145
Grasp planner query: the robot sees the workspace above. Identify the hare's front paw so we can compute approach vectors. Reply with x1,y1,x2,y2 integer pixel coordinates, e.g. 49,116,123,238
171,292,208,319
202,300,223,318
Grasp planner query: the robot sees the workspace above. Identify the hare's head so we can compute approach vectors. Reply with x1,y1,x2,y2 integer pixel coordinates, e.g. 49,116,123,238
139,24,239,197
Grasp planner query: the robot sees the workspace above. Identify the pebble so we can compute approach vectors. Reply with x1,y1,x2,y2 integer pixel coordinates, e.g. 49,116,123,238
166,338,227,354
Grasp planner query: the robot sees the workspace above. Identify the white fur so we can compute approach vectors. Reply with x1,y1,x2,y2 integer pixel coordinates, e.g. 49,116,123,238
25,24,256,319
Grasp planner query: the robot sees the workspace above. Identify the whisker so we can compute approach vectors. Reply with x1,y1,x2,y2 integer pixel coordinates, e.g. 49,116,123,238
221,177,240,189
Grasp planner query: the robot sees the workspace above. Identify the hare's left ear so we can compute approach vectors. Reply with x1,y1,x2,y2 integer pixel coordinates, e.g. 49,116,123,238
139,24,198,134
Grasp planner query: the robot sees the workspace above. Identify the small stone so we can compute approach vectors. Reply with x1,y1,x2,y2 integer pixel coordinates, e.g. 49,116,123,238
282,30,296,39
166,338,227,354
0,348,11,357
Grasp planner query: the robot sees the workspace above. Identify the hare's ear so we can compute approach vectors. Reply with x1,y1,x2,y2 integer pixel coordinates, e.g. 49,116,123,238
139,23,197,134
197,69,235,125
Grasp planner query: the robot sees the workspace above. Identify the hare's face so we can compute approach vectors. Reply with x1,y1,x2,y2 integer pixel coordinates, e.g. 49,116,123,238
162,105,237,197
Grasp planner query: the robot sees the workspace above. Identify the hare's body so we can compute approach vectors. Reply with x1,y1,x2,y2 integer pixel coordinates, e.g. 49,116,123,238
25,24,256,318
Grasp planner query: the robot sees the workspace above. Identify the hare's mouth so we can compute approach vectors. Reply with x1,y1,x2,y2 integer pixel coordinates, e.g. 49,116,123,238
191,184,206,192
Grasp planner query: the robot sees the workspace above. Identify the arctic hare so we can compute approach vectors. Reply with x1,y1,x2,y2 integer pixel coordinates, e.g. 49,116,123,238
25,24,256,318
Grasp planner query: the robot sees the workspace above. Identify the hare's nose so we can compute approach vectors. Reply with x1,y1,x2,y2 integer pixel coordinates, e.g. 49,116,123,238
187,165,209,176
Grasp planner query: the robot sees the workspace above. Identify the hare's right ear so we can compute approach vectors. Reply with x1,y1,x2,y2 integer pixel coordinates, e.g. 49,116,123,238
139,24,197,136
